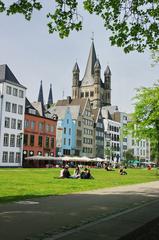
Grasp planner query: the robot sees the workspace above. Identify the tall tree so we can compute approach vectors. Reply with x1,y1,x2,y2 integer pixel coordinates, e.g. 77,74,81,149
1,0,159,53
126,83,159,164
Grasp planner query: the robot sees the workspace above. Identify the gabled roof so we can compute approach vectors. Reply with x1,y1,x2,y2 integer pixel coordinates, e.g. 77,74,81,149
32,101,44,117
48,105,80,120
25,98,39,115
81,41,97,86
56,97,88,115
92,108,100,122
0,64,26,88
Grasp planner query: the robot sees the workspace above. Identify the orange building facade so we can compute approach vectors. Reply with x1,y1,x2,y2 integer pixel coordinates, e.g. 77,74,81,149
23,113,57,167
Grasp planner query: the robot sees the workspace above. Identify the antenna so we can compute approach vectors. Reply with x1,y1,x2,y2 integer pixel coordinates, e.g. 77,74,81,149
62,90,64,99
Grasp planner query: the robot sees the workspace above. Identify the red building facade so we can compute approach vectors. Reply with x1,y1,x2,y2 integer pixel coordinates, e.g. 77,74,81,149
23,113,57,166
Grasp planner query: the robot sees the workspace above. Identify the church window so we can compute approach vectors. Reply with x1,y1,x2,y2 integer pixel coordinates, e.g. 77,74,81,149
81,92,84,98
90,91,94,97
85,92,89,97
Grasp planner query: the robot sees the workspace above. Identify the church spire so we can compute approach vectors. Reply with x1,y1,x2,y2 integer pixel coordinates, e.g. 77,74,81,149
38,80,45,116
47,84,53,107
82,40,97,86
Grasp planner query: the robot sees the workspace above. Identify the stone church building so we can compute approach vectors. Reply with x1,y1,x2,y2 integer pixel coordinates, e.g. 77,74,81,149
72,41,111,109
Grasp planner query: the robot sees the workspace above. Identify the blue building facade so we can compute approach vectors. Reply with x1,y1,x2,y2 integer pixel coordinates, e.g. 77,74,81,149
60,108,76,156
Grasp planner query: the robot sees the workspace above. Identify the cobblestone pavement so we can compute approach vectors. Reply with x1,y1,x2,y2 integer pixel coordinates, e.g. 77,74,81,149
0,181,159,240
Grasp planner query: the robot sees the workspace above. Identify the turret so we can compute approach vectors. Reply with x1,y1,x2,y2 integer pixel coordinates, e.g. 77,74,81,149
94,59,101,84
72,62,80,87
104,65,111,106
72,62,80,99
104,65,111,90
93,59,101,108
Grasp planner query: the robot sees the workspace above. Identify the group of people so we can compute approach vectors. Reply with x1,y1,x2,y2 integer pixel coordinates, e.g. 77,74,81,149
59,166,94,179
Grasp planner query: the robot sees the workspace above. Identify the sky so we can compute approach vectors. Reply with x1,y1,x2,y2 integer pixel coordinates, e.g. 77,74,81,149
0,2,159,113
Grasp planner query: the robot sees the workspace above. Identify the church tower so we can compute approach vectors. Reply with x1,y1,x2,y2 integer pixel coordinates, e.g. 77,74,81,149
71,41,112,109
47,83,53,108
72,62,80,99
38,80,45,116
104,65,111,106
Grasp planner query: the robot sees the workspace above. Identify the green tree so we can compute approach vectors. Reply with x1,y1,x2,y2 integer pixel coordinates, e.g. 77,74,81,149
1,0,159,53
126,83,159,165
124,149,135,161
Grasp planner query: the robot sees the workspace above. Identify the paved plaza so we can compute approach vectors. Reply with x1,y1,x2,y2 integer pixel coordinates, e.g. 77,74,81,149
0,181,159,240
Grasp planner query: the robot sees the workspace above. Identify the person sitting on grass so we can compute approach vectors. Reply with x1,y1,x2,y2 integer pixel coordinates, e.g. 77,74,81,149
119,166,127,175
71,166,81,179
80,168,94,179
59,165,71,178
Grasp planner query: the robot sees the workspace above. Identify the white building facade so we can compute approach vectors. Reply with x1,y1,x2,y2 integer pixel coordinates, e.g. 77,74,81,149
102,107,120,162
0,65,26,167
127,136,151,161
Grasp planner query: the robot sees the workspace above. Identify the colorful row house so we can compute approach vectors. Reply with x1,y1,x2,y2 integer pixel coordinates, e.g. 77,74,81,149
23,98,57,167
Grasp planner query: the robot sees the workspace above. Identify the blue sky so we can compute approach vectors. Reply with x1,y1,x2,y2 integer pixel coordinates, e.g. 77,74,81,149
0,3,159,113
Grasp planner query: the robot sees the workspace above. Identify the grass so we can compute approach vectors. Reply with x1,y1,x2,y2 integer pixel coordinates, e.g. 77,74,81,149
0,168,158,203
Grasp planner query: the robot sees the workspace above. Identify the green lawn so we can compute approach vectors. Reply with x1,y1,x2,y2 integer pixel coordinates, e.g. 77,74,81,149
0,168,158,203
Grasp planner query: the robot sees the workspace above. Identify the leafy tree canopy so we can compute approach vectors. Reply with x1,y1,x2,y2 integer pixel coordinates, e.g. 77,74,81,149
1,0,159,53
126,83,159,162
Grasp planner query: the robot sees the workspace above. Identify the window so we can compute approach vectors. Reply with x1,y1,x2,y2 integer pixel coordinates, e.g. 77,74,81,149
15,152,21,163
31,121,35,130
19,90,24,98
64,138,66,145
12,103,17,113
2,152,8,162
18,105,23,115
24,120,29,128
29,151,34,156
64,127,66,134
38,136,43,147
38,122,43,131
3,134,9,146
67,119,69,124
78,121,81,127
51,138,54,148
11,119,16,129
16,135,21,147
50,126,54,133
90,91,94,97
68,139,71,145
5,102,11,112
24,134,28,146
28,109,36,115
81,92,84,98
69,128,71,135
9,152,14,163
45,137,49,148
13,88,18,96
6,86,11,95
45,124,49,132
17,120,22,130
4,117,10,128
30,135,34,146
10,134,15,147
85,92,89,97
